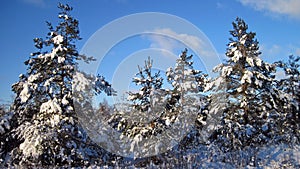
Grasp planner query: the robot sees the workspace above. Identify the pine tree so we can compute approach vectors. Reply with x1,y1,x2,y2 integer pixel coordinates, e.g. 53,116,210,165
209,18,278,152
8,3,112,167
127,57,163,112
108,50,208,165
275,55,300,143
120,50,208,139
0,105,16,164
109,57,165,137
166,49,208,129
165,49,209,150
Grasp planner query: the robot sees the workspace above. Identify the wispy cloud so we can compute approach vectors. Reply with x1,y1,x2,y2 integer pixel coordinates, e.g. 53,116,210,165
22,0,46,8
260,43,300,63
260,44,285,62
147,28,203,53
145,28,221,75
238,0,300,19
261,44,281,56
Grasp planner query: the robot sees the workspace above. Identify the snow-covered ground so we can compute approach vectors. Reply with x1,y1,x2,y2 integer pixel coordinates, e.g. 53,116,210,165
74,143,299,168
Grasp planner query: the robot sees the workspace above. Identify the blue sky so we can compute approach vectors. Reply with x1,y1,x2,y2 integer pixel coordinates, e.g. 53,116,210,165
1,0,300,104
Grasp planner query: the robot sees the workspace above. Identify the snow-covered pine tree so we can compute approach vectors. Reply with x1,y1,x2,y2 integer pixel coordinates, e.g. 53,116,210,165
107,57,155,151
8,3,112,167
0,105,17,164
209,18,278,152
275,55,300,143
166,49,208,129
127,57,163,112
165,49,209,148
109,57,165,137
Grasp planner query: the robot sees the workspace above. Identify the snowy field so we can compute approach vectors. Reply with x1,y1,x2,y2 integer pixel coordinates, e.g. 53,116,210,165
63,144,300,168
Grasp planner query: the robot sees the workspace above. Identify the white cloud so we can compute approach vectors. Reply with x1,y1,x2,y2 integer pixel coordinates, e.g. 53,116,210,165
145,28,221,76
147,28,219,60
23,0,46,7
260,44,284,62
262,44,281,55
260,43,300,64
147,28,203,53
238,0,300,19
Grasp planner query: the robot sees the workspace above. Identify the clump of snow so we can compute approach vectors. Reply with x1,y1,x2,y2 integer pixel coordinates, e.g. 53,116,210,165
64,15,69,20
28,73,40,83
246,57,254,67
20,83,30,103
44,77,53,88
18,122,43,159
240,99,247,107
228,42,235,47
255,78,262,87
58,56,65,63
72,72,91,92
222,66,233,76
172,81,177,87
52,35,64,44
127,94,137,101
255,58,262,67
240,35,246,44
232,50,242,62
62,95,69,105
237,87,243,93
40,99,62,114
165,118,171,126
51,114,61,126
241,70,253,84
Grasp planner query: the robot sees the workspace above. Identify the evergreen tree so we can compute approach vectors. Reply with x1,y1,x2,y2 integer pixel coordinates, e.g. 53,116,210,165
109,57,165,138
112,51,208,139
166,49,208,129
275,55,300,143
163,49,209,152
0,106,16,164
127,57,163,112
209,18,278,152
7,3,112,167
108,50,208,165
